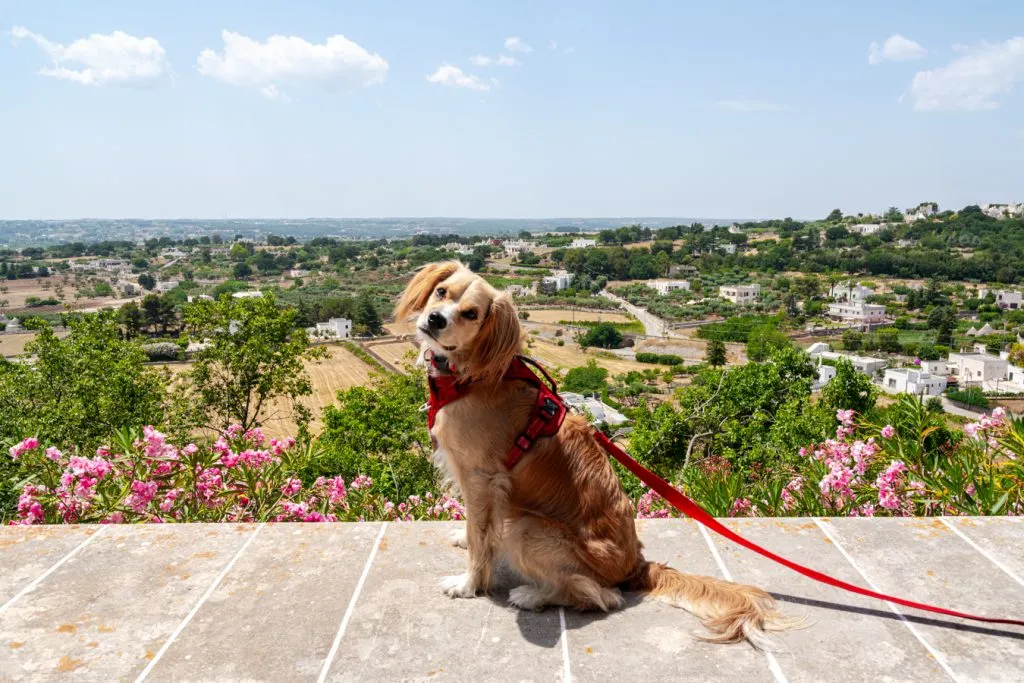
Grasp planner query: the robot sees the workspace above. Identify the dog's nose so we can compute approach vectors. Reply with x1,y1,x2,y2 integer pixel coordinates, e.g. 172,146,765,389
427,311,447,331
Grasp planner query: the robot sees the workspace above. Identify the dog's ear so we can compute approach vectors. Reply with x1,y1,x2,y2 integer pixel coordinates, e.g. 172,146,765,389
460,293,523,384
395,261,462,320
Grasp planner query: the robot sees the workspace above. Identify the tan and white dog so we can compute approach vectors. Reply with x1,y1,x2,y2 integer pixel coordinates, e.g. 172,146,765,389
396,261,788,647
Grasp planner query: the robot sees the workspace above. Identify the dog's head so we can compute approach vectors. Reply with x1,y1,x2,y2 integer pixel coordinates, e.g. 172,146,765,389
395,261,522,384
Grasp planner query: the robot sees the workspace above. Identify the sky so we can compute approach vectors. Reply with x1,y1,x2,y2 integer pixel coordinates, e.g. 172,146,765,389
2,0,1024,220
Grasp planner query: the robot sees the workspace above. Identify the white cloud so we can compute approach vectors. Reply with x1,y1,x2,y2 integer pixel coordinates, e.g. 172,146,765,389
469,53,520,68
9,25,169,86
426,65,490,91
868,34,927,65
716,99,790,112
197,30,388,100
563,47,576,54
908,37,1024,111
504,36,532,53
549,40,558,51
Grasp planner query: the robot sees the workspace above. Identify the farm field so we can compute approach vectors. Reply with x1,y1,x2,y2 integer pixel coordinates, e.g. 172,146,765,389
367,340,419,371
155,344,379,438
1,276,117,312
383,320,416,336
0,330,72,357
525,338,666,375
523,309,632,324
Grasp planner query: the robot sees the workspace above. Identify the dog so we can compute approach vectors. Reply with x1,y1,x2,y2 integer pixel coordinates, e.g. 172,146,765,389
396,261,788,648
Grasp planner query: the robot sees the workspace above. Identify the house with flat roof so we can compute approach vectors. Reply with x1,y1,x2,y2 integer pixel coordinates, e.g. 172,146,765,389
827,301,886,324
645,280,690,295
881,368,947,396
947,352,1008,386
718,284,760,305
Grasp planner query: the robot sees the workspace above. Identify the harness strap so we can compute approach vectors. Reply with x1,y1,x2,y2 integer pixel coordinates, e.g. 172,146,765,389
592,430,1024,628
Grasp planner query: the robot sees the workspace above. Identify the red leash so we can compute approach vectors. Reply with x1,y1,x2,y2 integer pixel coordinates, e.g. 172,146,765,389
592,431,1024,628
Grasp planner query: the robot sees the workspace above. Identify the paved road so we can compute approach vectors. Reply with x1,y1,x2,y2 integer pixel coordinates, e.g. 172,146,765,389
599,290,671,337
2,518,1023,681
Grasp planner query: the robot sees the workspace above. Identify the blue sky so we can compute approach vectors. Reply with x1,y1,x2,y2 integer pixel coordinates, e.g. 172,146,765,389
2,0,1023,220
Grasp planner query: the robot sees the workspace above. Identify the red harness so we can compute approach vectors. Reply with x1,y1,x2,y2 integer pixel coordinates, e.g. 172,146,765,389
423,354,1023,630
426,354,567,469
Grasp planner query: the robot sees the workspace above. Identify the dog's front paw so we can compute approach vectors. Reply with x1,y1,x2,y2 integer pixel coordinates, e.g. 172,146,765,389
450,528,468,549
508,585,547,611
440,572,478,599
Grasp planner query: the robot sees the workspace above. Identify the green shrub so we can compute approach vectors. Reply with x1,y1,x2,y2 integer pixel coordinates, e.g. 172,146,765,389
947,387,989,409
636,352,683,365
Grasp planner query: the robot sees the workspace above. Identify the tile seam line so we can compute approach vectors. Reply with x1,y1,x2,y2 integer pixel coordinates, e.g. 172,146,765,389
813,519,961,683
697,522,788,683
135,522,265,683
559,606,572,683
0,524,109,615
938,517,1024,588
317,521,389,683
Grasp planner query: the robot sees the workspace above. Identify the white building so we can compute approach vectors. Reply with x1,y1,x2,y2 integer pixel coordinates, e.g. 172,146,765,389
155,280,182,292
289,268,311,278
187,294,214,303
812,363,837,391
232,291,264,299
718,284,760,305
849,223,883,236
311,318,352,340
717,243,737,255
831,282,873,303
160,248,187,259
503,240,537,257
827,302,887,324
645,279,690,295
904,202,938,223
117,280,139,296
540,270,575,294
808,344,888,377
505,283,536,298
947,352,1008,386
981,203,1024,219
966,323,996,337
668,264,699,277
881,368,947,396
995,290,1022,310
560,392,628,426
570,238,597,249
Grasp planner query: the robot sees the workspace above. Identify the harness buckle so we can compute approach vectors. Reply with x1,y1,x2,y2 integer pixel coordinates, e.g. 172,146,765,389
419,402,430,413
540,397,560,419
515,435,532,450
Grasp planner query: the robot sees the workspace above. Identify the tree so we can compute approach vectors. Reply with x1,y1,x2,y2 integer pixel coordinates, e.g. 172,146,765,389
138,272,156,291
883,206,904,223
1008,343,1024,367
184,293,328,432
821,358,877,415
842,329,862,351
746,324,791,362
562,361,609,394
232,262,253,279
826,209,843,222
118,301,144,338
313,368,436,499
705,339,727,367
577,323,623,349
467,255,485,272
355,291,382,335
0,313,170,450
141,293,177,334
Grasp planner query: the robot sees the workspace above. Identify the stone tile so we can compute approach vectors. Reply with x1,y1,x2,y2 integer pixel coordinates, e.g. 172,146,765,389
325,521,565,682
564,519,775,683
0,526,100,608
0,524,258,681
825,518,1024,682
710,518,946,682
943,516,1024,579
146,522,384,681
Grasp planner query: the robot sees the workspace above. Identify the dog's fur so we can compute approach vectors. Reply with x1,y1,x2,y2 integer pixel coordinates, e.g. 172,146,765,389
396,261,788,648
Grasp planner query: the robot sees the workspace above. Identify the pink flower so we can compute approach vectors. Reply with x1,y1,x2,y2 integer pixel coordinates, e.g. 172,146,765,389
280,478,302,496
880,425,896,439
729,498,754,517
44,446,63,462
159,488,181,513
126,480,158,513
351,475,373,491
836,409,855,426
8,437,40,460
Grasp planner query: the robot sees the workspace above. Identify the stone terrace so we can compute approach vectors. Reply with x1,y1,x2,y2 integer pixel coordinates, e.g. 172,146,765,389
1,518,1023,681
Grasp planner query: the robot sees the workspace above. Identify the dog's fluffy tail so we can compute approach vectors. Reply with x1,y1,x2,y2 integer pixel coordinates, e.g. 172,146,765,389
627,561,793,649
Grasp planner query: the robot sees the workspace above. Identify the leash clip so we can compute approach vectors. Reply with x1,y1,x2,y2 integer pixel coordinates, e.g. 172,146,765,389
419,402,430,413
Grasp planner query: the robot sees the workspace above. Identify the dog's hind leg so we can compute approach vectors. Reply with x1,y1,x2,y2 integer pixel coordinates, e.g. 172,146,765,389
504,517,624,612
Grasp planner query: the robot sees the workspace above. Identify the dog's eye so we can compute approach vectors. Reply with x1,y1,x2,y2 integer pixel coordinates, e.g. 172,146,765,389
435,287,446,298
462,309,478,321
